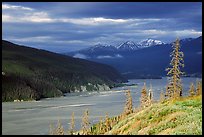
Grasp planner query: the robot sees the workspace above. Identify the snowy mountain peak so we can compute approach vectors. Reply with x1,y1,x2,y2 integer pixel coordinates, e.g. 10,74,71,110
117,41,138,50
125,41,135,45
80,38,166,53
137,38,165,48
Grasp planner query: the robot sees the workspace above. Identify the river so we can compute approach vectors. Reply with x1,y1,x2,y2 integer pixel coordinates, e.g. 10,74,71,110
2,77,201,135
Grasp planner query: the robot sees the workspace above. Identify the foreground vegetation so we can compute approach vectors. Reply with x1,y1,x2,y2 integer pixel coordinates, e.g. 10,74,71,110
2,40,126,102
99,95,202,135
49,89,202,135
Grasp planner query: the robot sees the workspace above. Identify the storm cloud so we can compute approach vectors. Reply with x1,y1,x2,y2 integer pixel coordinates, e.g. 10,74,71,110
2,2,202,53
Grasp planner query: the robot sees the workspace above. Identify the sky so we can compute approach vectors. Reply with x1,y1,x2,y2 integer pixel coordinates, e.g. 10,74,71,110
2,2,202,53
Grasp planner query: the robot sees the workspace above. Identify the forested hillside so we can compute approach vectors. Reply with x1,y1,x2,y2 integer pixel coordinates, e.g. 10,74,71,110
2,40,126,102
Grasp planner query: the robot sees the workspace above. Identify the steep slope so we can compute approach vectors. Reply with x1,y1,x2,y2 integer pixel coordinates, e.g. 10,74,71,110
116,41,139,51
106,95,202,135
88,95,202,135
2,40,127,102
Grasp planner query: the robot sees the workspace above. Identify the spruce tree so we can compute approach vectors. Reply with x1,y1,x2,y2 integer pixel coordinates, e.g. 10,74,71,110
81,109,90,135
140,83,149,108
188,83,195,97
55,119,64,135
124,90,133,115
69,112,75,135
196,81,202,95
166,38,184,99
105,113,111,132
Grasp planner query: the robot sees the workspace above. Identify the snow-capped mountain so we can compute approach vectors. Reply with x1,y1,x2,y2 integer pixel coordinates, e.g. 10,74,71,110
116,41,139,50
137,38,165,48
115,39,165,51
76,38,165,54
66,38,166,57
80,43,116,54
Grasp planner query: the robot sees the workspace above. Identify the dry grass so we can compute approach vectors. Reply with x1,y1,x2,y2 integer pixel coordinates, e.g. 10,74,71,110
102,95,202,135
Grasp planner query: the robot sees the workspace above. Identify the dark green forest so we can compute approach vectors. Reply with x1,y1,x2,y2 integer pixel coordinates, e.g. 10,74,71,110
2,40,126,102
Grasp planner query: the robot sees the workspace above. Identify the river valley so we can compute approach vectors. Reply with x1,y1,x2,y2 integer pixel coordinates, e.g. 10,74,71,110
2,77,201,135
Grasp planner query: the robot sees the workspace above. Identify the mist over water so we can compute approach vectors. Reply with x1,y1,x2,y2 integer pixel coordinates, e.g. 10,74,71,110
2,77,201,135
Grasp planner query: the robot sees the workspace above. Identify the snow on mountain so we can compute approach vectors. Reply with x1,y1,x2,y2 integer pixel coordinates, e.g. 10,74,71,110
83,43,116,53
114,39,165,50
90,43,112,50
116,41,139,50
137,38,165,48
77,39,166,54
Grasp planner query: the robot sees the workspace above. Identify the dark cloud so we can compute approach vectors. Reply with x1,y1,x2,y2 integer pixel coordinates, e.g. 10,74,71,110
2,2,202,53
13,2,200,18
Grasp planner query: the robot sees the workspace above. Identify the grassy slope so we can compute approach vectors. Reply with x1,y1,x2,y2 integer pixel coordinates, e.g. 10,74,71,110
89,95,202,135
2,40,126,101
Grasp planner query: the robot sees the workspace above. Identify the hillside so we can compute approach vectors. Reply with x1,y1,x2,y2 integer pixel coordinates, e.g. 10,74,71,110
88,95,202,135
2,40,127,102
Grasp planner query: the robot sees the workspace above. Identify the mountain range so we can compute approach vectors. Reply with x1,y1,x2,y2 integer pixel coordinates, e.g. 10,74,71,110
70,38,165,58
65,36,202,79
2,40,126,102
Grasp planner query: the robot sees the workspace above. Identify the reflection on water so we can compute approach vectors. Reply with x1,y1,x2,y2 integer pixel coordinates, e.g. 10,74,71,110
2,77,201,135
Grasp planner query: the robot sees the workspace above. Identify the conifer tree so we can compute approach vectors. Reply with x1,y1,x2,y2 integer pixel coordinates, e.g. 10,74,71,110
166,38,184,99
140,83,149,108
188,83,195,97
196,81,202,95
55,119,65,135
81,109,90,135
69,112,75,135
124,90,133,115
105,113,111,132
